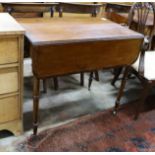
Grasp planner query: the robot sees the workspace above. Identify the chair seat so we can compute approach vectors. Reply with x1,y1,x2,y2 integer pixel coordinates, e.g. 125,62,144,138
24,58,33,77
132,51,155,80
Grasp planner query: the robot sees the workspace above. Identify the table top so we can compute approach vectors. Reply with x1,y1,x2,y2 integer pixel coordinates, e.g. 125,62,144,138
17,17,143,46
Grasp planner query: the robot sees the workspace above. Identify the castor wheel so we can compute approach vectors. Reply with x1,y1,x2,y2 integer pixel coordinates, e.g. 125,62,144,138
112,110,117,116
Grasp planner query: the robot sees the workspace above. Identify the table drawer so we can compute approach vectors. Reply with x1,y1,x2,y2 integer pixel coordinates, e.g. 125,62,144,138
0,37,19,65
0,67,18,95
0,95,20,123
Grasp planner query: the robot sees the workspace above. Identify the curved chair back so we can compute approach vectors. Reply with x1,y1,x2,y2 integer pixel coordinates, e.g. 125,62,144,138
128,2,155,50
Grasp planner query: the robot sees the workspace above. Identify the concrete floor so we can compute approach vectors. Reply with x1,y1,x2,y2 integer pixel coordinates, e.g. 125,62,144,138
0,70,143,151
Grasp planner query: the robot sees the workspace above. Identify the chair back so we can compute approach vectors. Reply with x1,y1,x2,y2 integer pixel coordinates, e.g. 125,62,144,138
128,3,155,75
57,3,103,17
128,2,155,50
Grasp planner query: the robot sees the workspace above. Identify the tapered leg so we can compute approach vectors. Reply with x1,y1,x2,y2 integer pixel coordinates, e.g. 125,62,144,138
53,77,59,91
94,71,99,81
33,76,40,135
42,79,47,93
113,66,130,115
134,82,151,120
88,72,94,91
80,73,84,86
111,67,123,86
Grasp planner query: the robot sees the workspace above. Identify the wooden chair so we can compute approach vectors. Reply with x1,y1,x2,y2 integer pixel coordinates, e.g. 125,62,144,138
2,2,58,92
111,2,155,86
113,2,155,119
55,2,103,88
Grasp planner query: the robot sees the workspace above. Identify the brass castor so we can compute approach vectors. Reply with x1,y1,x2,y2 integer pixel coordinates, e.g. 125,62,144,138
112,110,117,116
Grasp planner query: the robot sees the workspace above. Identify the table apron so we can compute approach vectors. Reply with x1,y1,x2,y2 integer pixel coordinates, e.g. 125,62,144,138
31,38,142,78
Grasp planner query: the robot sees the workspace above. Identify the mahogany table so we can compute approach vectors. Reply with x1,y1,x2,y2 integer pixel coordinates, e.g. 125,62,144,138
18,17,143,135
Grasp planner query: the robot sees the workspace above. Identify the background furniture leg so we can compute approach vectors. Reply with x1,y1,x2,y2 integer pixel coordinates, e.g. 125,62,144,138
94,71,99,81
42,79,47,93
53,77,59,91
113,66,130,115
111,67,123,86
80,73,84,86
88,72,94,91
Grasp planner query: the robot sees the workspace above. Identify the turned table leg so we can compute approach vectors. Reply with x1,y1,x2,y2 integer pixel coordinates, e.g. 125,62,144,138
88,72,94,91
33,76,40,135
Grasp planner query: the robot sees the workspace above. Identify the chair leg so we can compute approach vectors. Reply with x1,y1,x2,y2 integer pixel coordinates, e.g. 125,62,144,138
94,71,99,81
151,36,155,50
33,76,40,136
53,77,59,91
88,72,94,91
113,66,130,115
42,79,47,93
111,67,123,86
80,72,84,86
134,82,151,120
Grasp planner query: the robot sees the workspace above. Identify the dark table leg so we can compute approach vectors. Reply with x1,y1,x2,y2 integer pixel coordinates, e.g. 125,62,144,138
88,72,94,91
33,76,40,135
80,72,84,86
94,71,99,81
53,77,59,91
43,79,47,93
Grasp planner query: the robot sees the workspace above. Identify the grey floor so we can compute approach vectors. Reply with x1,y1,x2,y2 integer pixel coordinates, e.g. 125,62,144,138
0,69,143,151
